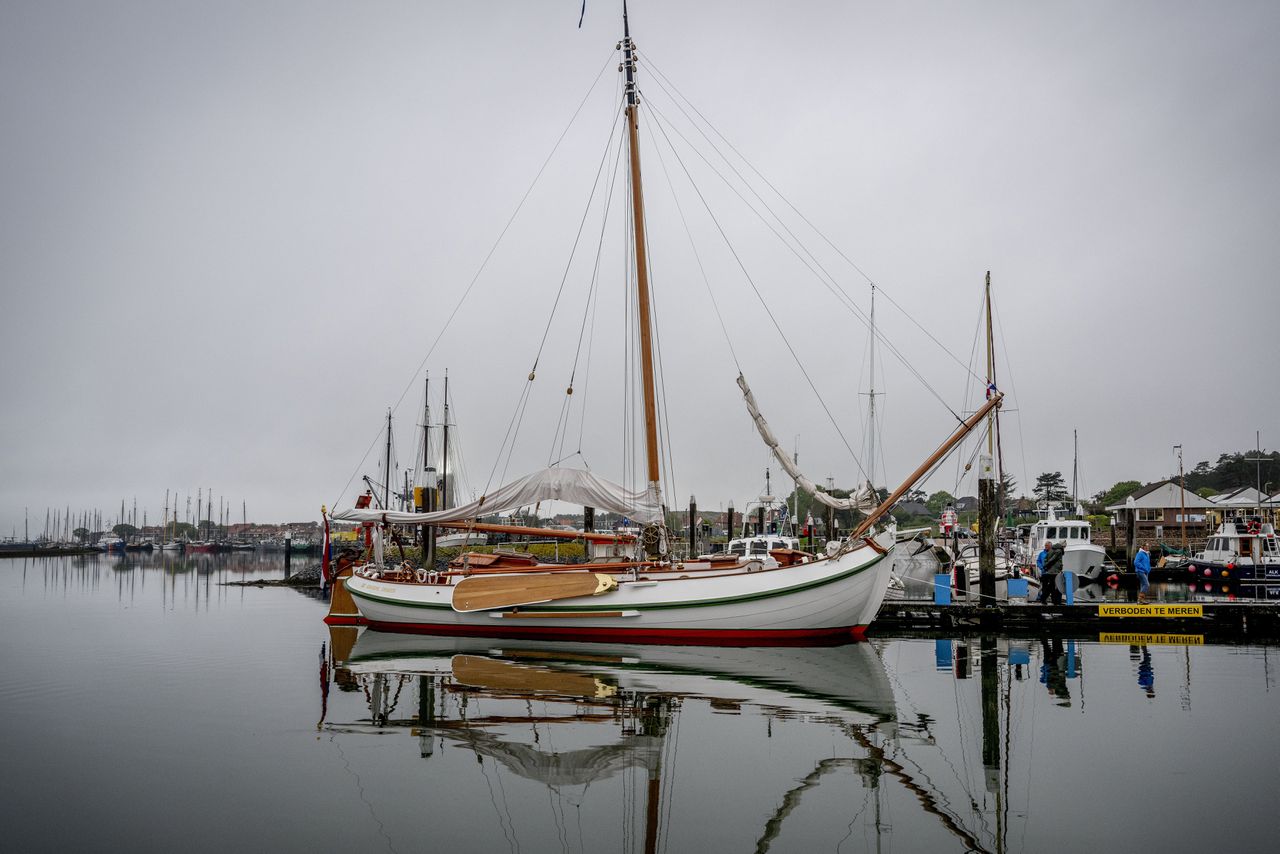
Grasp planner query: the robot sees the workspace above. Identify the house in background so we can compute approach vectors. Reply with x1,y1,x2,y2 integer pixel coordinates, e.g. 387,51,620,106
1205,486,1277,525
1105,480,1215,552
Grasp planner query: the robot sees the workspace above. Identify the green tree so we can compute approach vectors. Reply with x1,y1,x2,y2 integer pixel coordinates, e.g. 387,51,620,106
1092,480,1143,509
112,523,138,540
73,527,89,543
1033,472,1069,503
926,491,955,516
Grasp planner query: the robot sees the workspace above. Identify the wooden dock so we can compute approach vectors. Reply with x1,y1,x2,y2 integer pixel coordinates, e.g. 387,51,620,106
871,600,1280,639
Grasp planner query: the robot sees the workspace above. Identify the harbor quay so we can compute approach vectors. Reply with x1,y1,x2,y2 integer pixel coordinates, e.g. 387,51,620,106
873,600,1280,639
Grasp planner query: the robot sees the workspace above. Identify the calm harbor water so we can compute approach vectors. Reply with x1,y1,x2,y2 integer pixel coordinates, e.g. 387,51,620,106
2,553,1278,853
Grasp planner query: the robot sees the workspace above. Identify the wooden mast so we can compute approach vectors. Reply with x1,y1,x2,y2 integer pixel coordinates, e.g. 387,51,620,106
978,272,997,602
621,2,662,509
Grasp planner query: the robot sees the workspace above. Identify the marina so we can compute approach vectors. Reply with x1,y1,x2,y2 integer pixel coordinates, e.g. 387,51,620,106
4,552,1280,853
3,2,1279,853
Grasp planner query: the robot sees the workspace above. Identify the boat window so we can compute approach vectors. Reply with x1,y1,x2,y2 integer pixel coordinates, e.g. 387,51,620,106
1045,527,1057,540
728,542,746,556
750,539,769,555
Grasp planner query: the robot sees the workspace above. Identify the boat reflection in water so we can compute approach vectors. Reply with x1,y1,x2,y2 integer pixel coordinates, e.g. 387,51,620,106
318,630,1020,853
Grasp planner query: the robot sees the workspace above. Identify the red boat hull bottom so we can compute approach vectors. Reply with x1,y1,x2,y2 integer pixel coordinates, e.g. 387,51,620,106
324,615,366,627
357,619,869,647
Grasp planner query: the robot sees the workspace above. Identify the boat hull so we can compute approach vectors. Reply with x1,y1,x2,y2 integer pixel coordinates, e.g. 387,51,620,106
1063,542,1108,580
343,534,895,644
1166,559,1280,582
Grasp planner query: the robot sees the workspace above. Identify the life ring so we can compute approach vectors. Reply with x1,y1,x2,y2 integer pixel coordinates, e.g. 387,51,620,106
1247,521,1260,535
415,568,429,584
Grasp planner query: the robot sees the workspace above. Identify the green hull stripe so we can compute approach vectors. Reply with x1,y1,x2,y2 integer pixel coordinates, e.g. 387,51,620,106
349,550,888,615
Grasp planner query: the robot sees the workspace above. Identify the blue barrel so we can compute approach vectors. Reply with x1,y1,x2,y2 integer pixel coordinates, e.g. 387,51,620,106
934,573,952,605
1006,577,1029,599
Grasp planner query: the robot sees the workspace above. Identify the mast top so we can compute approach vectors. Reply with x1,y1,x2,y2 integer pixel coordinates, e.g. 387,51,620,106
620,1,638,107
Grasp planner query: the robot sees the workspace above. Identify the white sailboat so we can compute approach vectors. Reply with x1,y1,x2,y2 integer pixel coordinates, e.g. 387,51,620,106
326,6,1001,643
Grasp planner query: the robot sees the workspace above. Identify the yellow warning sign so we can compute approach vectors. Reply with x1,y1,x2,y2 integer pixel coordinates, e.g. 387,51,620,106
1098,604,1203,618
1098,633,1204,646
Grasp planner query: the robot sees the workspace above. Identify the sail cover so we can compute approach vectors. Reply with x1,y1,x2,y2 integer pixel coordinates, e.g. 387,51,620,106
736,373,878,513
329,467,664,526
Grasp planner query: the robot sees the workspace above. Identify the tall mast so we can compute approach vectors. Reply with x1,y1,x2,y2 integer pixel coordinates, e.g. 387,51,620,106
984,272,996,458
978,272,997,602
868,284,877,487
422,374,431,489
621,2,663,509
1072,429,1078,511
384,409,393,510
1174,444,1186,548
441,372,450,511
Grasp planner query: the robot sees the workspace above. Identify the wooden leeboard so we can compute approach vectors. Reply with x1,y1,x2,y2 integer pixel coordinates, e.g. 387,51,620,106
451,572,616,612
452,655,615,698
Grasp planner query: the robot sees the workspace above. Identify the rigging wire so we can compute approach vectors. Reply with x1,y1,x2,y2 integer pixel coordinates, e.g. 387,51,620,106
545,101,627,465
642,90,962,426
642,53,982,382
484,89,625,494
554,112,629,466
643,99,742,372
530,98,627,379
639,88,872,483
993,298,1031,503
329,50,616,511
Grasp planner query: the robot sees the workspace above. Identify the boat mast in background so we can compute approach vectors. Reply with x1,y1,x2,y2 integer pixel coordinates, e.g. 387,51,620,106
978,272,997,603
1073,428,1079,514
867,284,878,489
441,372,450,511
1174,443,1186,548
383,409,393,510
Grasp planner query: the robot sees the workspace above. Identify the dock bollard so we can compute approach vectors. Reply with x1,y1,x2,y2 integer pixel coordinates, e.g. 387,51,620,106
934,573,952,605
1064,570,1075,606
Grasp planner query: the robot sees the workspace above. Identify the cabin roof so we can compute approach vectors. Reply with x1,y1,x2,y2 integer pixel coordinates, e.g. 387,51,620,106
1105,480,1215,511
1207,486,1271,507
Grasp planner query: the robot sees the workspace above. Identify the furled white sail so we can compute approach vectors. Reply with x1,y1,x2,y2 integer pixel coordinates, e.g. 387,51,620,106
330,467,664,525
736,373,878,513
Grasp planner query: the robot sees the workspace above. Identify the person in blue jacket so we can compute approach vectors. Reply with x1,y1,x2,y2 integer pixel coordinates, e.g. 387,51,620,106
1034,541,1051,602
1134,543,1152,604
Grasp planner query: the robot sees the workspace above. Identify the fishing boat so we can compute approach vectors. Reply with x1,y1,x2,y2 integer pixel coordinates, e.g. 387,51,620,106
325,6,1001,643
1018,508,1108,581
1176,519,1280,581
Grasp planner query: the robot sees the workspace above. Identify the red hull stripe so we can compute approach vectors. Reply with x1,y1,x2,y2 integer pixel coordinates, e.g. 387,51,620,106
360,619,868,647
323,615,367,626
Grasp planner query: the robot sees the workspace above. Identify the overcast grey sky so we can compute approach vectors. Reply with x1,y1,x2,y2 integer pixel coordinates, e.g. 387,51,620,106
2,1,1277,534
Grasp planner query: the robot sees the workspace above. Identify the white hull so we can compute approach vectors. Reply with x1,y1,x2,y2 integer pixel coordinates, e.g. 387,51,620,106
435,531,488,549
340,632,897,721
344,531,896,642
1062,542,1108,579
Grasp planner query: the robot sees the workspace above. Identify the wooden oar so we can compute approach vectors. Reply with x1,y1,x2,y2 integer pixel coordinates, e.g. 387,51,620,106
452,572,618,613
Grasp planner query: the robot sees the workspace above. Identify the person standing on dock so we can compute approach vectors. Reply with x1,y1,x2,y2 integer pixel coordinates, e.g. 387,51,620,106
1040,541,1065,605
1134,543,1152,604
